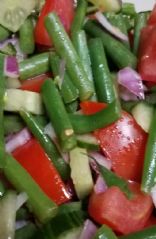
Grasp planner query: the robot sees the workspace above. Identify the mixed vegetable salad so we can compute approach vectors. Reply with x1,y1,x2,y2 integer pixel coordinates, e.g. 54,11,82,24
1,0,156,238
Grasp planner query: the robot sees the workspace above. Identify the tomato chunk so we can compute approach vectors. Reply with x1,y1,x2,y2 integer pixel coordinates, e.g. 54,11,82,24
81,101,147,181
88,183,153,235
12,138,71,204
19,73,50,92
35,0,75,46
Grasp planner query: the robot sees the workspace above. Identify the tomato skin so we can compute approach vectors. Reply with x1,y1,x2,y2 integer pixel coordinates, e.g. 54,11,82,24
35,0,75,46
81,101,147,181
148,4,156,25
88,183,153,235
19,73,50,92
12,138,71,204
138,25,156,82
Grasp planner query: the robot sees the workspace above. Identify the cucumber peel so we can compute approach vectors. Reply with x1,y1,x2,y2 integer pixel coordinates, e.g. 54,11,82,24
0,0,37,32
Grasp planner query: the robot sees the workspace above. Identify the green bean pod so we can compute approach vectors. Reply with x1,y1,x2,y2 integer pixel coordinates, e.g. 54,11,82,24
19,52,49,80
72,30,97,100
71,0,88,38
15,223,37,239
19,17,35,55
133,13,148,55
94,225,118,239
84,20,137,69
0,55,6,168
4,154,58,223
119,226,156,239
4,114,25,135
141,108,156,193
69,100,121,134
20,109,70,180
0,25,10,42
50,52,79,103
42,79,77,151
45,13,94,101
88,38,116,103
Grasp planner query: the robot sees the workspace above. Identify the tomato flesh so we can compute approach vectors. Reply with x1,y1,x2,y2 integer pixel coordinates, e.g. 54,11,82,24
88,183,153,235
12,138,71,204
81,101,147,181
35,0,75,46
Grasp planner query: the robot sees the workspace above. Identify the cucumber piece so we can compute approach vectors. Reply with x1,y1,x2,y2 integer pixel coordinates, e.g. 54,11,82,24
0,0,37,32
0,190,17,239
34,204,85,239
87,0,121,12
131,102,154,133
4,89,43,115
76,133,100,150
58,227,82,239
70,147,94,199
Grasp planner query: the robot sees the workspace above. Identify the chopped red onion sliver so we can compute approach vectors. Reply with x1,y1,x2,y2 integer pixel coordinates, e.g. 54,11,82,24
117,67,145,100
16,192,28,211
79,219,97,239
5,128,31,153
95,11,129,42
89,152,111,170
94,175,107,194
4,56,19,78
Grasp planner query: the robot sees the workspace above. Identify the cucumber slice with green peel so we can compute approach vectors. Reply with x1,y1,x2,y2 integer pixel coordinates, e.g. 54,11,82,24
0,0,37,32
76,133,100,151
131,102,154,133
88,0,121,12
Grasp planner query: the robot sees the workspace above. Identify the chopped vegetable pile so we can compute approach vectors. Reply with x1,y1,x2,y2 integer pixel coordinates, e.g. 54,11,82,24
1,0,156,238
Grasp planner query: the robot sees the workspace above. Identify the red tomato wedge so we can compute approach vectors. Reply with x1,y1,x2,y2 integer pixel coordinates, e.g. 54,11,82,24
138,6,156,82
35,0,75,46
81,101,147,181
19,74,50,92
12,138,71,205
88,183,153,235
148,4,156,25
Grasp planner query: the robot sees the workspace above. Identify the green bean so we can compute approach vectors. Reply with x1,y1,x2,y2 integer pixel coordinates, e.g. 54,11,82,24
50,52,79,103
141,108,156,193
0,55,6,168
19,52,49,80
72,30,97,100
106,13,130,49
4,114,25,135
65,100,79,113
15,223,37,239
119,226,156,239
95,159,133,199
71,0,88,38
42,79,77,151
19,17,35,55
121,100,138,113
133,13,148,55
45,13,94,101
69,100,121,134
20,109,70,180
94,225,118,239
0,25,10,42
88,38,116,103
4,154,58,223
84,20,137,69
121,3,136,16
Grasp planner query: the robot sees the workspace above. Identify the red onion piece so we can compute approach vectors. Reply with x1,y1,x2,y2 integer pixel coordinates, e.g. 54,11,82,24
89,152,111,173
151,185,156,207
79,219,97,239
4,56,19,78
95,11,129,42
16,192,28,211
117,67,145,100
94,175,107,194
5,128,31,153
